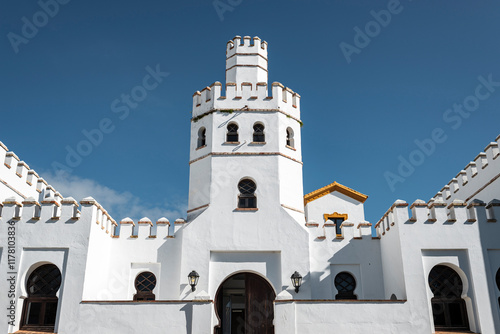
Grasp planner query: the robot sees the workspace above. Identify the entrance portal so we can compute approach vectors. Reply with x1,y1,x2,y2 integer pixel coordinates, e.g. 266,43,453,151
428,265,469,331
214,272,275,334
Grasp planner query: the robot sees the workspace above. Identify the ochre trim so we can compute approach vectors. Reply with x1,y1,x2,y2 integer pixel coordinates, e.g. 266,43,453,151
323,212,348,223
304,182,368,205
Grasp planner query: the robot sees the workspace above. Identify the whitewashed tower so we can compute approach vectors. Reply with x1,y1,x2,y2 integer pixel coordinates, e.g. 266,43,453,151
187,35,304,223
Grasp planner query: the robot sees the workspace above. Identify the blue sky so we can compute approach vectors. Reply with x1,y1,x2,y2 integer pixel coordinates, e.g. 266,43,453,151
1,0,499,223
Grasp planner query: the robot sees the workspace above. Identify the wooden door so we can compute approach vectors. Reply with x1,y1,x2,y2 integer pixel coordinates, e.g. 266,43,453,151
245,273,274,334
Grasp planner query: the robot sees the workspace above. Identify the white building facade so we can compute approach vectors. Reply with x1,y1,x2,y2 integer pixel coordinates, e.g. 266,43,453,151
1,36,500,334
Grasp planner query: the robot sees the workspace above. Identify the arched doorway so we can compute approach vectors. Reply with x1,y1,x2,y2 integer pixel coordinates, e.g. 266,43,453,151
214,272,275,334
20,264,61,332
428,265,469,331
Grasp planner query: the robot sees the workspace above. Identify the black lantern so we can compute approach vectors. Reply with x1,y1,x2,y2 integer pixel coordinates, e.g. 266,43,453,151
188,270,199,292
291,271,302,293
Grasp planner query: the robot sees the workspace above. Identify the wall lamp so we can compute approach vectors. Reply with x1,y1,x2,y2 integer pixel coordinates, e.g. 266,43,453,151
188,270,199,292
291,271,302,293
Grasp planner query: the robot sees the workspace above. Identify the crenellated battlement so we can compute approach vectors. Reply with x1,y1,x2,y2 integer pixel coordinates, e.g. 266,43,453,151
305,219,375,241
114,215,183,239
1,195,81,222
374,197,500,238
226,36,268,59
192,81,301,120
0,194,185,240
191,35,301,120
0,140,62,203
432,134,500,204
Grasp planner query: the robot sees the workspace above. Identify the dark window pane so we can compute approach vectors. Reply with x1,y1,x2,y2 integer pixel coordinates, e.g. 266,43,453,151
432,301,446,327
428,265,463,298
253,124,265,142
44,301,58,325
197,128,206,148
227,124,239,142
26,302,42,325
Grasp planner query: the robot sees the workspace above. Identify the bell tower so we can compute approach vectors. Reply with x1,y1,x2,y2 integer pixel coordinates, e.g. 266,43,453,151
187,36,304,223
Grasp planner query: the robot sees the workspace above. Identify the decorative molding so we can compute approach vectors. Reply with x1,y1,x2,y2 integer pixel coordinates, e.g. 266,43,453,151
305,182,368,205
189,152,303,165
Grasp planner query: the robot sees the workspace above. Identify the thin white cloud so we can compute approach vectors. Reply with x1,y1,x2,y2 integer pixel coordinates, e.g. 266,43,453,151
43,172,186,222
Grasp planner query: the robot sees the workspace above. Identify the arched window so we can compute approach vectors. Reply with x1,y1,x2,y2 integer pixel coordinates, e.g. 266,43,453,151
334,272,357,300
21,264,61,331
428,265,469,330
253,123,265,143
226,123,239,142
286,127,294,148
197,127,206,148
238,179,257,209
134,271,156,301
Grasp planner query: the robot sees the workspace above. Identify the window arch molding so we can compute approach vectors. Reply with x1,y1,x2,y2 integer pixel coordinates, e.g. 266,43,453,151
237,178,257,210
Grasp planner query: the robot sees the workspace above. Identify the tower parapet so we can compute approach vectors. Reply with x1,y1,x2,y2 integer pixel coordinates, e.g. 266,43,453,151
226,36,268,89
191,36,301,120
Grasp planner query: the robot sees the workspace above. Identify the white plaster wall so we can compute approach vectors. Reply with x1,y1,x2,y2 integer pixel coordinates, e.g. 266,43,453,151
274,301,416,334
305,191,366,224
308,229,384,300
376,202,500,333
0,200,93,334
179,201,311,303
75,301,213,334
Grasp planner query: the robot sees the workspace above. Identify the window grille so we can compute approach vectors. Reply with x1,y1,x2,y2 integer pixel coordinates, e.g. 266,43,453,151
334,272,357,300
134,272,157,301
253,123,265,142
238,179,257,209
227,123,239,142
